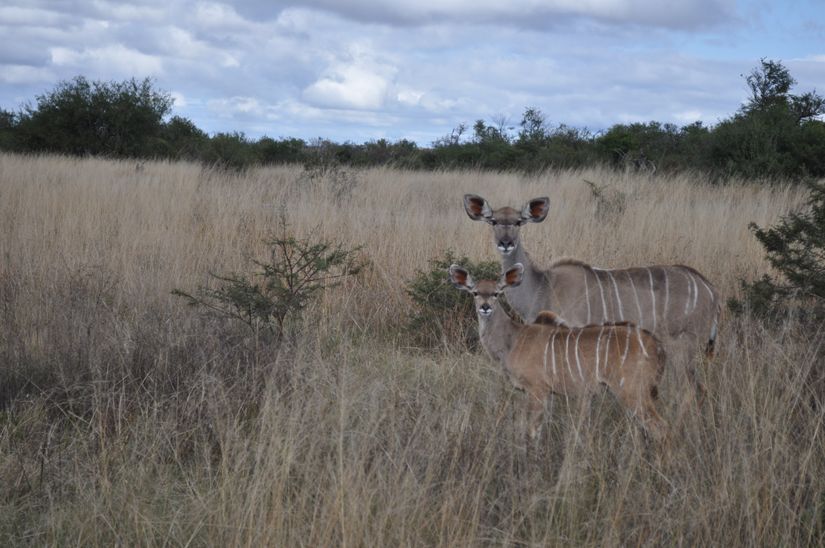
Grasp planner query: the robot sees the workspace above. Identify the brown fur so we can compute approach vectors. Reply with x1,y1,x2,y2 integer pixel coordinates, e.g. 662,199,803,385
533,311,566,326
549,257,589,268
450,265,668,442
463,194,721,400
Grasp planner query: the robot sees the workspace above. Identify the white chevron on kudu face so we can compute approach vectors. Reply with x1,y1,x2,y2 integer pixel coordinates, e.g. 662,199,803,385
463,193,721,396
449,264,667,442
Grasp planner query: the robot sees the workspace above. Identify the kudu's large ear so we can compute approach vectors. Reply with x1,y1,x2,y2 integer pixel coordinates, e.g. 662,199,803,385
521,197,550,223
464,194,493,222
500,263,524,289
449,264,475,291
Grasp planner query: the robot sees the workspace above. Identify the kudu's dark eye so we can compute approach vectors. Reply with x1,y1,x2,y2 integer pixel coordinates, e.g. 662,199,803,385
490,220,497,226
471,291,478,296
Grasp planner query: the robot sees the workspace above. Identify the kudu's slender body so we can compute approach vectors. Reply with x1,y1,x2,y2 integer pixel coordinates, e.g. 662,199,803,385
463,194,720,393
450,263,667,440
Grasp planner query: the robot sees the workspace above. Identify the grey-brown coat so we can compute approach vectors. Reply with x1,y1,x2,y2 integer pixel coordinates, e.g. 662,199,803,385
463,193,720,394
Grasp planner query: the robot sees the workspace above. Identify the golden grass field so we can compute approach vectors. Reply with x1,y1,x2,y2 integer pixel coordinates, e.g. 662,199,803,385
0,152,823,545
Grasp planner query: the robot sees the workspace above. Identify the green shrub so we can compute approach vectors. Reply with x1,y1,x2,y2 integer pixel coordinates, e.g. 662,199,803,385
406,251,501,351
205,132,260,170
160,115,209,160
173,219,363,344
729,180,825,321
14,76,172,157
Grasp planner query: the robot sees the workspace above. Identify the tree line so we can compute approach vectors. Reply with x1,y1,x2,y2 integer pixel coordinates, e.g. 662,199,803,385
1,59,823,181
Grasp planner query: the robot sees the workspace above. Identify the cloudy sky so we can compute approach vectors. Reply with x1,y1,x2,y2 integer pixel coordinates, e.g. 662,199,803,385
1,0,824,144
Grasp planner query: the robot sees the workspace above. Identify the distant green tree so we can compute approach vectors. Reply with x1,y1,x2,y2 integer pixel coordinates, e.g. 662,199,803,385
596,122,683,172
743,58,825,122
709,59,825,180
743,59,796,113
254,137,307,165
15,76,173,157
473,119,510,145
206,132,260,170
470,119,520,169
160,115,209,160
517,107,548,145
0,108,17,150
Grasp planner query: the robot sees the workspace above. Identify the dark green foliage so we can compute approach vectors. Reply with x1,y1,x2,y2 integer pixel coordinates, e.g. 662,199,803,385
709,59,825,181
1,61,824,180
255,137,307,164
744,59,795,113
159,115,209,160
0,108,17,150
204,132,260,170
517,107,548,145
173,219,363,343
406,251,501,350
730,181,825,320
13,76,172,157
596,122,679,172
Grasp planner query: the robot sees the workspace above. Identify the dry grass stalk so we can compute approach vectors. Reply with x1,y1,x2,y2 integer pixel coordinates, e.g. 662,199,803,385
0,153,822,546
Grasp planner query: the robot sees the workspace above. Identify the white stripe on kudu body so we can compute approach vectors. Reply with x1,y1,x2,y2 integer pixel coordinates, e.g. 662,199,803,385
449,263,668,442
575,329,585,381
462,195,722,389
646,268,657,333
627,271,643,328
607,271,625,321
592,268,608,322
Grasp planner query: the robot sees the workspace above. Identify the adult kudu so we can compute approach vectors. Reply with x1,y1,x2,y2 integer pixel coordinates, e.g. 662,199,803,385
463,194,721,394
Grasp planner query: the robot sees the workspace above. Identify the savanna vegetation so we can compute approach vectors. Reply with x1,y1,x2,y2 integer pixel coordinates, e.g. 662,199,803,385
1,59,824,181
1,153,823,545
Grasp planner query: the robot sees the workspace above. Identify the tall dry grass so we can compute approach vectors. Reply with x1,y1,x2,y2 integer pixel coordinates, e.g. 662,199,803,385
0,152,823,545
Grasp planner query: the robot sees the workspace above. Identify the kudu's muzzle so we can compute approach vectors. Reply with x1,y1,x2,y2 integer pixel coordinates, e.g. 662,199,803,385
497,240,515,254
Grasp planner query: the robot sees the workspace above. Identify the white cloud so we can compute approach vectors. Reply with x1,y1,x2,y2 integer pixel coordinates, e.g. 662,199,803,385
88,1,166,22
0,5,67,26
261,0,735,29
0,64,55,85
674,110,704,122
50,44,163,76
396,88,423,107
208,96,264,116
303,64,391,110
194,2,252,30
302,44,397,110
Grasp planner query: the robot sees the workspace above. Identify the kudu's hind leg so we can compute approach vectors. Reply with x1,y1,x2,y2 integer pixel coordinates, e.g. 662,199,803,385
616,387,668,444
526,394,545,443
637,399,669,443
686,364,706,408
667,337,705,419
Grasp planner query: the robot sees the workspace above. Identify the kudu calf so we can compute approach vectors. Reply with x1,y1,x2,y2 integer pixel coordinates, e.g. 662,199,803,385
463,193,720,395
450,263,667,441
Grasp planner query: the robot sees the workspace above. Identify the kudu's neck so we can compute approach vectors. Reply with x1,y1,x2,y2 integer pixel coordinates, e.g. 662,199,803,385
499,240,548,316
477,306,522,364
501,240,541,279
